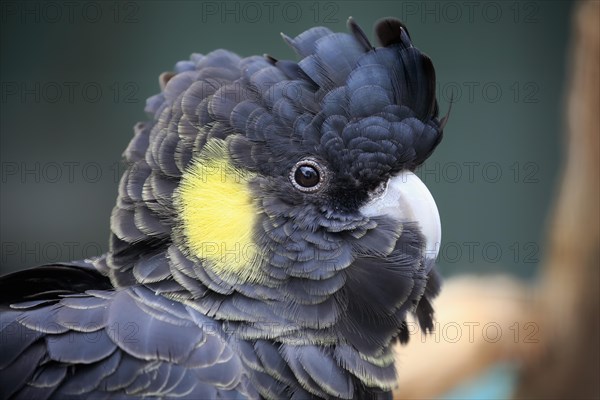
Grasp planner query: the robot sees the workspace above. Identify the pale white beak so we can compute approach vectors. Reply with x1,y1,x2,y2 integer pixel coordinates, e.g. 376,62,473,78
359,171,441,260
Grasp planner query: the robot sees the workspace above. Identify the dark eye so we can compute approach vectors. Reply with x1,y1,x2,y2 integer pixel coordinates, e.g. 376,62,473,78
290,159,326,192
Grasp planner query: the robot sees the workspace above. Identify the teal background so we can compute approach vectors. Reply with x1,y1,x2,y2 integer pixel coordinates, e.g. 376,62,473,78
1,0,572,279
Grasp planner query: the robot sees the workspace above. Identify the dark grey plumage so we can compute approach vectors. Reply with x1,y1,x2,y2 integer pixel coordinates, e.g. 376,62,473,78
0,18,445,399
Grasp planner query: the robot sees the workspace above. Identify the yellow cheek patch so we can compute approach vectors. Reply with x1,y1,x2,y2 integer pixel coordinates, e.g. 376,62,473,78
175,139,260,282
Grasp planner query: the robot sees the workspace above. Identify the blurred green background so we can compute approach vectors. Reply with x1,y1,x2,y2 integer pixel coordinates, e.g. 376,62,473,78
1,0,572,279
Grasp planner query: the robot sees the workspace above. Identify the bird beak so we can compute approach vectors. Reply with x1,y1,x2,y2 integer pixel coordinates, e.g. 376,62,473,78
359,171,441,261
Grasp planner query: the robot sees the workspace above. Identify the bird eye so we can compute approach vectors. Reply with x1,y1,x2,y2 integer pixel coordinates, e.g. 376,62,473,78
290,159,326,192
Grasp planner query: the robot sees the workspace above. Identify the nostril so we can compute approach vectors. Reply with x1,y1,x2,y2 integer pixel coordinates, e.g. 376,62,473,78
371,179,388,198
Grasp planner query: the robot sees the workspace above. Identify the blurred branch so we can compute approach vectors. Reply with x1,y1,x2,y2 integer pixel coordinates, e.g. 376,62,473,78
514,1,600,398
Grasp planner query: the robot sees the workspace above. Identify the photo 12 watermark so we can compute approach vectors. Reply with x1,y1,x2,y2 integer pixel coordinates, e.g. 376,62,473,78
198,1,340,24
0,1,140,24
1,241,104,265
416,161,540,184
1,81,140,104
404,320,540,344
396,1,541,24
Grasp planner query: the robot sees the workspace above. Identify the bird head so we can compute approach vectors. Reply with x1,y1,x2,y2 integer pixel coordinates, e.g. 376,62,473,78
107,17,446,358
